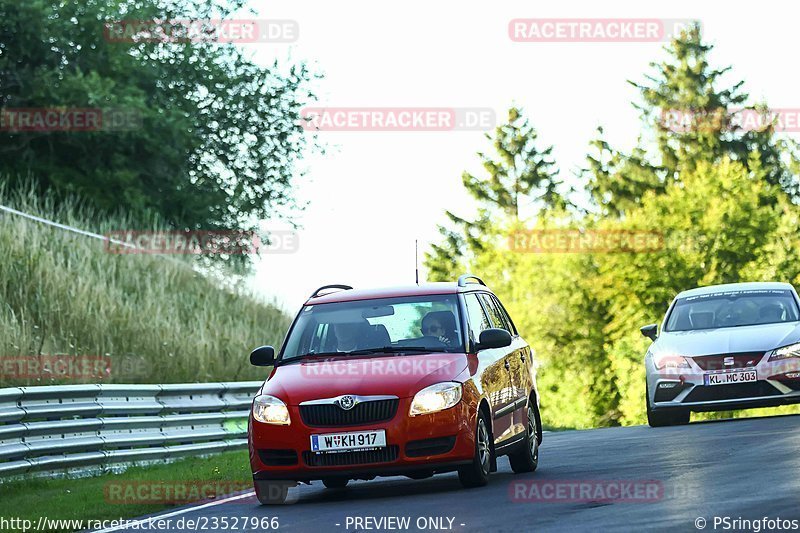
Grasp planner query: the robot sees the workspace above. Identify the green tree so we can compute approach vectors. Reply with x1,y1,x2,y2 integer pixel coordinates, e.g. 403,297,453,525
0,0,318,259
425,107,567,281
463,107,568,218
587,24,799,216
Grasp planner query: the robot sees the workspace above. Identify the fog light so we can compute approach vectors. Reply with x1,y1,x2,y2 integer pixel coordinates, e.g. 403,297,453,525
658,382,678,389
786,372,800,379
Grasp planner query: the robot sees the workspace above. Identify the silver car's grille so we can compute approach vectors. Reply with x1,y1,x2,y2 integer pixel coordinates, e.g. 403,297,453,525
683,381,781,403
690,352,764,371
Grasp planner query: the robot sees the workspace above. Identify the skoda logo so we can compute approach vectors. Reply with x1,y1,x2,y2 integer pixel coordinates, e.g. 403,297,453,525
338,395,356,410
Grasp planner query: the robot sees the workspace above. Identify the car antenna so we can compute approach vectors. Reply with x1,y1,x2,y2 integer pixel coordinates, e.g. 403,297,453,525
415,239,419,285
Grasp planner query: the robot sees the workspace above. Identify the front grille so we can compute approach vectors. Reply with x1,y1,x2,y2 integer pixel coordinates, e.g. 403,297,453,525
300,399,398,427
405,436,456,457
258,449,298,466
683,381,781,403
691,352,764,371
303,445,399,467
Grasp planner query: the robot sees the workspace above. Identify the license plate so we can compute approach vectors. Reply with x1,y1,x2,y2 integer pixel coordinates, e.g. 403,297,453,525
310,430,386,452
704,370,757,386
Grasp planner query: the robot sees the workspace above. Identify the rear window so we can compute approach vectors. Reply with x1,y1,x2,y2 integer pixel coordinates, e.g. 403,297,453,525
665,289,800,332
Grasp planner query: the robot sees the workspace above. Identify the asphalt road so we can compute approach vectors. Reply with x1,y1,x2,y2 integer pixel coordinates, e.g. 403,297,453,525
101,414,800,533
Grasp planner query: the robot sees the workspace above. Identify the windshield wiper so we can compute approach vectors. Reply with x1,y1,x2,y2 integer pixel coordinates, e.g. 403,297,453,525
346,346,449,355
278,346,449,365
275,351,349,366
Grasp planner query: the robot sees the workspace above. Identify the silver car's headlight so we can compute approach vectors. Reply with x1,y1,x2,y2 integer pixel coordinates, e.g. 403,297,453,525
768,342,800,361
252,394,291,425
409,382,462,416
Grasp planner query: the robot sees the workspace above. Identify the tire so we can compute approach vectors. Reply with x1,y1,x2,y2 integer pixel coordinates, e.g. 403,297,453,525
458,411,492,488
322,478,349,489
508,404,539,474
254,480,295,505
646,384,690,427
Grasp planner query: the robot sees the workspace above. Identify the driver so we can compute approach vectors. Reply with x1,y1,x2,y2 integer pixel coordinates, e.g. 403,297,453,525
332,322,365,351
421,311,457,347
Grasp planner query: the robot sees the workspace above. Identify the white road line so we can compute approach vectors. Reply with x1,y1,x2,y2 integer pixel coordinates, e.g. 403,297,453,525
89,491,255,532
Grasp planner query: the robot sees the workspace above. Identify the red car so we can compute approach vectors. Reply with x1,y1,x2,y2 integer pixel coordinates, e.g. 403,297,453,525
247,275,542,504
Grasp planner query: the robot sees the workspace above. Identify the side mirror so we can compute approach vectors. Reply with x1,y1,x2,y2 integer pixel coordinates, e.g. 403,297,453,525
477,328,512,351
250,346,275,366
640,324,658,342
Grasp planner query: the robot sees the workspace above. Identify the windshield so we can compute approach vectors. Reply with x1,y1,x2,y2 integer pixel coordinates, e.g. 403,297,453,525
280,294,465,361
665,289,800,332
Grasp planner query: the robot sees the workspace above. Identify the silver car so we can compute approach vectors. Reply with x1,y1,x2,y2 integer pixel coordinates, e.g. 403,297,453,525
642,282,800,427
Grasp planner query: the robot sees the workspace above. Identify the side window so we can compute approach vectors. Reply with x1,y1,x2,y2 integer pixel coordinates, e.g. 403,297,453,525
464,293,491,343
493,296,518,336
307,322,328,352
479,293,512,333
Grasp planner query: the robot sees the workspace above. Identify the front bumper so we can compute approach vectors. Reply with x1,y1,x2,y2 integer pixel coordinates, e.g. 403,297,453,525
647,355,800,412
248,396,476,481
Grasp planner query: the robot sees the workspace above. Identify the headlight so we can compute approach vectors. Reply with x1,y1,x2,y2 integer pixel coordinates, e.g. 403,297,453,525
252,395,290,425
409,382,462,416
652,353,691,370
768,342,800,361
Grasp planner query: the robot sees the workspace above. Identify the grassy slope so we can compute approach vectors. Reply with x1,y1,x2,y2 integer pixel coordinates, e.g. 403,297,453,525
0,450,252,532
0,184,290,385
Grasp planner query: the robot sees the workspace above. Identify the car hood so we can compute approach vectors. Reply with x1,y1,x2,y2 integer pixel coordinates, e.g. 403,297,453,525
654,321,800,356
259,353,470,405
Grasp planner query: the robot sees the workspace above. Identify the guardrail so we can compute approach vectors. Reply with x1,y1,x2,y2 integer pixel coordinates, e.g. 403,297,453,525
0,381,262,478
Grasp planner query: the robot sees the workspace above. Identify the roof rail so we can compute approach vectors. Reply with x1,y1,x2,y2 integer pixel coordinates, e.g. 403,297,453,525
308,284,353,299
457,274,486,287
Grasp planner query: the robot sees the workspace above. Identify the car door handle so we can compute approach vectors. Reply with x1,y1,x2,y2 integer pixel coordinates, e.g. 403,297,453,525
504,360,510,370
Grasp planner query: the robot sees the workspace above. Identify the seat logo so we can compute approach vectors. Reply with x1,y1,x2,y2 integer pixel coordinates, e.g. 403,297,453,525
337,395,357,410
723,357,735,366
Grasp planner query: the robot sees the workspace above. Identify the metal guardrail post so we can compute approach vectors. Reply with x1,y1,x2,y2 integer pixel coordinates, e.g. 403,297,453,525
0,381,262,478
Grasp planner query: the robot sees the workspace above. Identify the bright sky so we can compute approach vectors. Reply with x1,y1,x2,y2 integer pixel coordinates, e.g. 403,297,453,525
242,0,800,311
